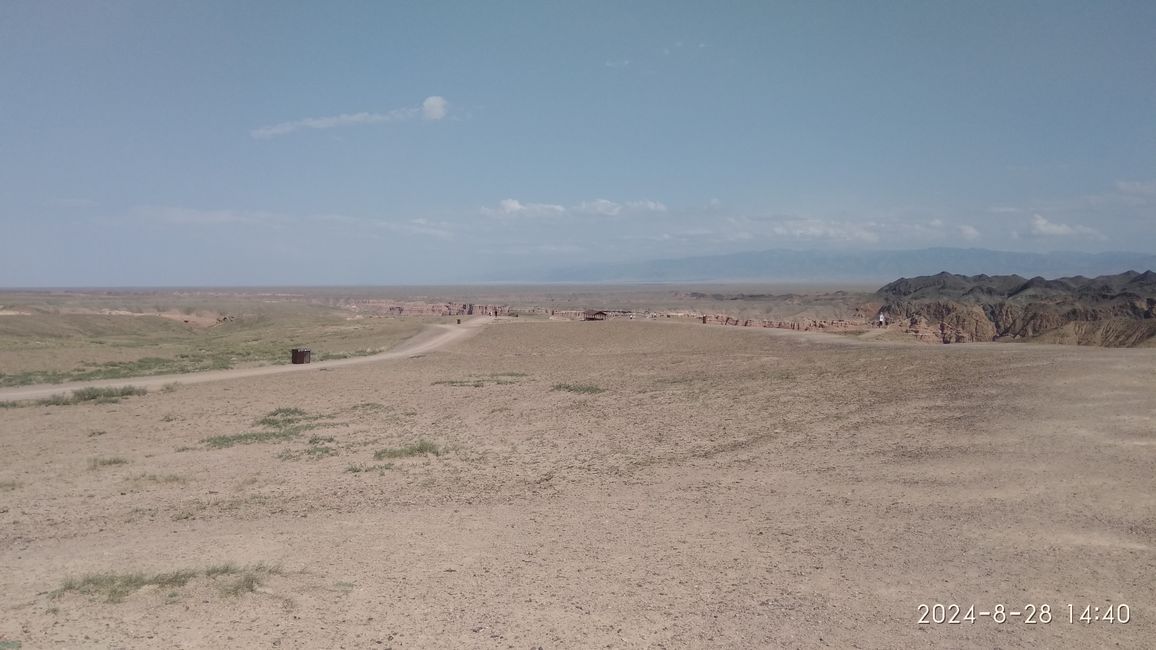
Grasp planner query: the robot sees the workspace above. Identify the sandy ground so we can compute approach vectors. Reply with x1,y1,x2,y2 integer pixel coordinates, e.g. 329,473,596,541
1,320,1154,648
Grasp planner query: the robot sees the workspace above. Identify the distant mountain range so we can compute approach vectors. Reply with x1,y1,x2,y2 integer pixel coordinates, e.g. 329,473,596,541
530,248,1156,283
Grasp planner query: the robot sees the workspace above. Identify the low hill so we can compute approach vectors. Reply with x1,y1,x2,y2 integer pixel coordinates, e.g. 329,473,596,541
876,271,1156,346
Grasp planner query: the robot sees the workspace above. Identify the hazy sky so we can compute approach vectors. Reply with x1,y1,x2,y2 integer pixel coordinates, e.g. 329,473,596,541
2,1,1155,285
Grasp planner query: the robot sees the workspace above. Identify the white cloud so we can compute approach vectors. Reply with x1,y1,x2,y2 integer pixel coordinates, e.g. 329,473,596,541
1028,214,1105,239
625,200,667,212
139,206,276,225
958,225,981,241
769,218,880,243
1115,179,1156,196
421,96,448,121
134,206,454,240
252,96,448,138
252,109,415,139
379,217,453,239
574,199,667,216
1029,214,1072,235
481,198,566,218
575,199,623,216
484,197,667,218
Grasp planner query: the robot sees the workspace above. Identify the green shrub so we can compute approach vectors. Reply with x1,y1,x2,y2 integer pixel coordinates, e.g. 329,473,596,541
373,440,441,460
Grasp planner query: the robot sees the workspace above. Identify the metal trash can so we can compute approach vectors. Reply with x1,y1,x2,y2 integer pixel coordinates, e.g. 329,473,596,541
291,348,311,364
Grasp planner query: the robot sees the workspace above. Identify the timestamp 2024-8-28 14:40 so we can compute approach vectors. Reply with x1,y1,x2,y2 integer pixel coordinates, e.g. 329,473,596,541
917,603,1131,625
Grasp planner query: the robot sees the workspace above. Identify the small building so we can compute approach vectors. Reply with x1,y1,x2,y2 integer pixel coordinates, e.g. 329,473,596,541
582,310,608,321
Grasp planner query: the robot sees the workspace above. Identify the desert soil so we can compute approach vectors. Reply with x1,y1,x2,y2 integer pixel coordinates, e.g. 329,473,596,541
1,319,1153,648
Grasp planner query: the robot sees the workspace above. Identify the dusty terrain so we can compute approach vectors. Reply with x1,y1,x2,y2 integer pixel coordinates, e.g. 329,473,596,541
1,314,1154,648
0,290,440,386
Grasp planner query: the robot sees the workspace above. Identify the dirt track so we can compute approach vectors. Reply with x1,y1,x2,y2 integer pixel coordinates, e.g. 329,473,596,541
0,317,491,402
1,320,1153,648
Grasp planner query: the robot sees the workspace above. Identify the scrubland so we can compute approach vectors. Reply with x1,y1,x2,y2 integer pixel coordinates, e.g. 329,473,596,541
1,298,1153,648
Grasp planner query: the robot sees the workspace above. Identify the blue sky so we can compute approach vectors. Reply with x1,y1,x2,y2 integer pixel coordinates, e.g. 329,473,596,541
2,1,1155,285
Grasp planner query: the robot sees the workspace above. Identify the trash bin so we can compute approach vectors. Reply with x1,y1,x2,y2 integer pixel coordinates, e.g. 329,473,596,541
291,348,311,364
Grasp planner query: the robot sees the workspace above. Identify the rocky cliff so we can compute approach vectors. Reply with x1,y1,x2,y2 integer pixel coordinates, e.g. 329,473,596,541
876,270,1156,346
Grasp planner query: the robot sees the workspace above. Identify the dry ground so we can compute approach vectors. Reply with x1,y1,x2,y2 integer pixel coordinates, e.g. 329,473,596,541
1,319,1154,648
0,292,436,385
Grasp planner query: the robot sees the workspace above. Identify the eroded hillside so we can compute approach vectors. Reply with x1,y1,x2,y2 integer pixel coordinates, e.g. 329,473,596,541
878,270,1156,346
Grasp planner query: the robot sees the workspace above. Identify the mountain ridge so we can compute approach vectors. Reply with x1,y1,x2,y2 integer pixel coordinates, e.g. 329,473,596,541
875,270,1156,346
529,248,1156,283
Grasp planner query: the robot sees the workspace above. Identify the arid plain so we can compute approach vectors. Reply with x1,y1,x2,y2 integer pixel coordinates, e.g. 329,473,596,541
1,289,1153,649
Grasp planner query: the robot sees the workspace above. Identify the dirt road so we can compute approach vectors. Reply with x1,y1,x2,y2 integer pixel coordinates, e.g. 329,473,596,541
0,316,492,402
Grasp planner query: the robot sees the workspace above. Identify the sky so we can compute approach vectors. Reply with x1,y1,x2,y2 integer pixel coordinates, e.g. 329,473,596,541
2,0,1155,286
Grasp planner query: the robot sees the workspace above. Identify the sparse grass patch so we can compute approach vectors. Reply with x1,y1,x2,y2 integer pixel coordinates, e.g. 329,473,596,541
203,407,329,449
305,445,337,459
433,372,529,388
127,473,186,484
160,382,181,393
0,640,22,649
278,445,337,461
432,379,486,388
0,385,150,408
222,573,261,596
43,385,148,406
0,355,231,388
350,402,387,412
552,383,605,394
53,570,198,603
314,348,385,362
0,480,19,491
345,463,393,473
161,414,178,422
51,563,281,603
203,429,303,449
174,446,196,453
87,457,129,469
256,406,307,427
204,563,241,577
218,563,281,597
0,313,425,390
374,439,441,460
255,406,329,428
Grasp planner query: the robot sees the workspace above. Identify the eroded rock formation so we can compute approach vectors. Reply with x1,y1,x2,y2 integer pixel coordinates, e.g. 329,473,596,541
878,270,1156,346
